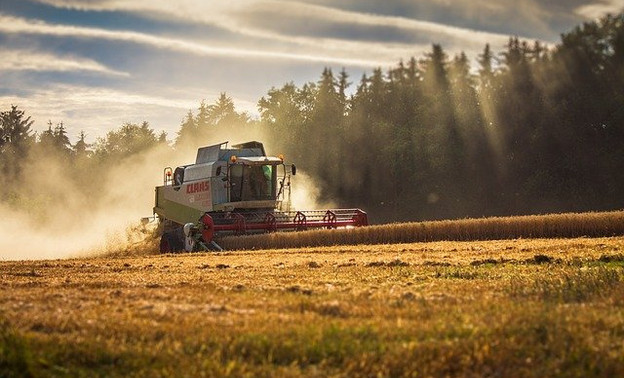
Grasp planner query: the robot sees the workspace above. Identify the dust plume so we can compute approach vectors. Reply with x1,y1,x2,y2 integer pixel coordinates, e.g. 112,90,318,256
0,145,173,261
289,171,337,211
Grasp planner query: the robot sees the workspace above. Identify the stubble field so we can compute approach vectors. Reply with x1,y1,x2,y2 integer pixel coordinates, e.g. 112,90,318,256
2,236,624,377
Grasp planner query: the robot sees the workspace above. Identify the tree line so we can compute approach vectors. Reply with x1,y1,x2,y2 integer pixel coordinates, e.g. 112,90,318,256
1,13,623,223
259,13,624,221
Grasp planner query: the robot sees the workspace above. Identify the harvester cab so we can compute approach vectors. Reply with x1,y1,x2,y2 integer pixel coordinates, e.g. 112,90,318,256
153,141,367,253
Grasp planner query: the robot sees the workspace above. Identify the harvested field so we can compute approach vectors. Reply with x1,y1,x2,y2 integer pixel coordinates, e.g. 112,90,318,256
2,236,624,376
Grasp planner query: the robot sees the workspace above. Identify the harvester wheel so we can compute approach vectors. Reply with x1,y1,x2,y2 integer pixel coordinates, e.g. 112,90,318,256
159,232,183,253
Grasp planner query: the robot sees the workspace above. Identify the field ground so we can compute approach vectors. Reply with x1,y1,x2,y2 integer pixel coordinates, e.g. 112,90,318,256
2,237,624,377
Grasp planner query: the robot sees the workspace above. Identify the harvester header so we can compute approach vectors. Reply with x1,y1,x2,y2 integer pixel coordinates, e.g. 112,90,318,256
152,141,367,252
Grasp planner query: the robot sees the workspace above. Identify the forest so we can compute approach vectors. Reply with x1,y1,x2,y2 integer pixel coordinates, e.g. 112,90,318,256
1,13,623,223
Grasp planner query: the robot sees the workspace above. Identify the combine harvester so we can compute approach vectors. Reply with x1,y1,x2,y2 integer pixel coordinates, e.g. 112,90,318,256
151,141,368,252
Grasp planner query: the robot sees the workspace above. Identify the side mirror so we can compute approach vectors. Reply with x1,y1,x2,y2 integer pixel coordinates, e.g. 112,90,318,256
291,164,297,176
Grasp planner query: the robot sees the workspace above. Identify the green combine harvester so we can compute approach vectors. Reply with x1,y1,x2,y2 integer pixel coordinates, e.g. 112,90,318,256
151,141,368,252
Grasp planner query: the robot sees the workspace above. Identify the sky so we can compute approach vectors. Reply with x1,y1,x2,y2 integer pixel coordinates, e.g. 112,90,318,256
1,0,623,143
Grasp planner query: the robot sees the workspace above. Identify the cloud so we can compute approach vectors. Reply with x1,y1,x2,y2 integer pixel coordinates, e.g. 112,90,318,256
0,84,194,140
305,0,589,41
227,1,517,57
32,0,547,43
0,83,258,141
0,12,397,68
0,49,128,76
575,0,624,19
26,0,522,62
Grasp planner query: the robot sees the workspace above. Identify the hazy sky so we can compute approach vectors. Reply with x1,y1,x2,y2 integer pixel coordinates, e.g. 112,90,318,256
1,0,622,142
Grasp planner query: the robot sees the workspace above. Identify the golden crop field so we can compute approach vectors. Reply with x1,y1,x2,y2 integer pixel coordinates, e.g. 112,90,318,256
220,210,624,250
2,235,624,377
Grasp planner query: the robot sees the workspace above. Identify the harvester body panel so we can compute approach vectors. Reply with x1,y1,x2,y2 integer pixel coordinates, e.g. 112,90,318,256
154,181,213,226
154,141,283,224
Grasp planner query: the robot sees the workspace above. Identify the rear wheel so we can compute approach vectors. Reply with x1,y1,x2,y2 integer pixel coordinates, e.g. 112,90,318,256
159,231,184,253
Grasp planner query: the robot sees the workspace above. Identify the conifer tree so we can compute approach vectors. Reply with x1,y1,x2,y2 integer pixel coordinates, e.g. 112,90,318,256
0,105,34,180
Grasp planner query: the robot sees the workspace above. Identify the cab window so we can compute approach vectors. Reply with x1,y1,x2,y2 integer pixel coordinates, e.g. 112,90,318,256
229,164,276,202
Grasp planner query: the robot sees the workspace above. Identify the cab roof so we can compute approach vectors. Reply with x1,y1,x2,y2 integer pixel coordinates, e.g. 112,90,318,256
195,141,267,164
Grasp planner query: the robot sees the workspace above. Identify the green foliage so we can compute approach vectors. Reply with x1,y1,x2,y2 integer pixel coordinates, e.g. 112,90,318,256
176,93,251,149
219,324,383,368
73,130,91,158
0,105,34,182
93,121,159,159
37,121,73,158
508,266,622,302
0,318,33,378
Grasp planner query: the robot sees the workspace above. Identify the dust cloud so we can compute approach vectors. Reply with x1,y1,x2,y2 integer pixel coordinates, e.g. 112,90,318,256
0,126,328,261
289,171,337,211
0,146,173,261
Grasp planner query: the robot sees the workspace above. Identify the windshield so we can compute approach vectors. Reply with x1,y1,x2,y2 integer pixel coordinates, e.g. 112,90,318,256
229,164,276,202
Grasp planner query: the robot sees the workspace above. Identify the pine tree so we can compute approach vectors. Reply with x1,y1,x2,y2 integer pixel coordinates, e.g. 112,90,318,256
53,122,72,154
39,121,56,149
208,93,249,127
0,105,34,180
337,68,351,115
73,130,91,157
175,110,198,148
158,131,168,144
